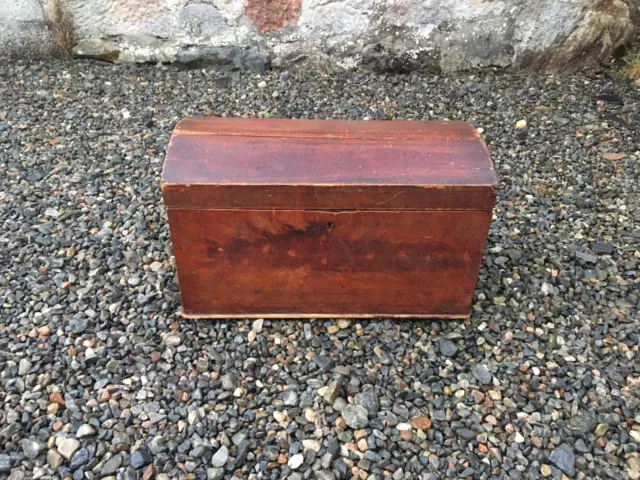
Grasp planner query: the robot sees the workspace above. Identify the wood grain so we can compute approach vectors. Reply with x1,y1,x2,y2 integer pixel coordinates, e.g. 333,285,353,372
162,118,497,210
162,118,497,318
167,209,492,317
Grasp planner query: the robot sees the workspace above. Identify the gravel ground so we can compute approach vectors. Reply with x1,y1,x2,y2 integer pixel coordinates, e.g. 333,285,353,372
0,60,639,480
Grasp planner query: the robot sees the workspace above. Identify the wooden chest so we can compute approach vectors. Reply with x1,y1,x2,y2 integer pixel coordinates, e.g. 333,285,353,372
162,118,497,319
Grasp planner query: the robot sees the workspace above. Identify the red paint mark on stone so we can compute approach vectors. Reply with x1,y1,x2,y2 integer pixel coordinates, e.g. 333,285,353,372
244,0,302,33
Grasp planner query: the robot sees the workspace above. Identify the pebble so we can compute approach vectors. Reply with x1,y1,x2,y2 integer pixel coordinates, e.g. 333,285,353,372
283,390,298,406
410,417,432,430
196,357,209,372
47,450,63,469
18,358,32,375
207,468,224,480
540,464,552,477
101,454,123,475
354,389,379,415
316,471,335,480
593,242,614,254
252,318,264,332
456,428,476,440
576,251,597,263
594,423,610,437
472,364,491,384
0,455,11,472
288,454,304,469
221,374,238,390
273,410,287,423
439,339,457,357
323,380,340,405
232,430,247,446
312,354,335,372
553,115,571,125
549,444,575,477
57,438,80,460
211,446,229,468
337,319,352,329
305,409,317,422
76,424,96,438
487,390,502,400
163,333,181,347
302,439,321,452
70,448,90,471
342,405,369,429
471,390,485,403
130,449,153,469
22,439,44,460
629,454,640,478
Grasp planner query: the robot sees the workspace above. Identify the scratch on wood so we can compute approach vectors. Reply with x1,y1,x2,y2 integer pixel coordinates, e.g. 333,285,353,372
376,190,405,206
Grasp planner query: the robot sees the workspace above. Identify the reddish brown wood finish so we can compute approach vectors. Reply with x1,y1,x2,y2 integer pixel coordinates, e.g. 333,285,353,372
162,118,497,318
167,209,492,317
163,118,497,211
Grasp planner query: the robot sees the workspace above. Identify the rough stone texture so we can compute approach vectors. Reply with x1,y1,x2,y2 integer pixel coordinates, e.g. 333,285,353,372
1,0,636,71
245,0,303,33
0,0,50,57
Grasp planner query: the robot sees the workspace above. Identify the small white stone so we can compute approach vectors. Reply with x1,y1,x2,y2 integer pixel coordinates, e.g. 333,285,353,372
211,446,229,468
273,411,287,423
18,358,32,375
516,119,527,129
258,81,267,89
541,282,551,295
188,410,199,425
150,261,162,272
252,318,264,333
288,453,304,469
76,424,96,438
302,439,321,452
164,333,181,347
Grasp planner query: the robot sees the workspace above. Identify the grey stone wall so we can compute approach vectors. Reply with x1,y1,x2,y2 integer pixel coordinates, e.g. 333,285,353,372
0,0,50,57
0,0,635,73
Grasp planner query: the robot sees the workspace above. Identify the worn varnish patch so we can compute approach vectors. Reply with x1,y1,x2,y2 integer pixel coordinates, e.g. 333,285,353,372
244,0,302,33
